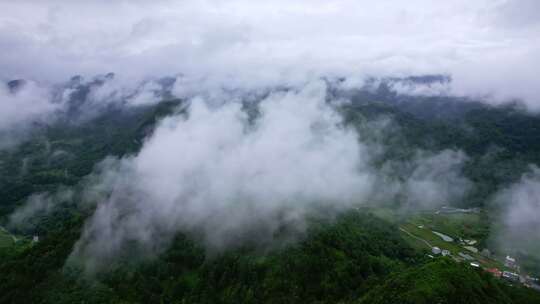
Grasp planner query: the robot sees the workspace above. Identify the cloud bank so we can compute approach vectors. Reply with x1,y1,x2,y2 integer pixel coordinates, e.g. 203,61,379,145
1,1,539,107
0,73,175,148
50,81,470,271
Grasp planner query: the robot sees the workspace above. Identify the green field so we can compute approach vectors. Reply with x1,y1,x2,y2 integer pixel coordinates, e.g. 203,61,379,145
400,222,504,269
410,212,490,244
367,207,506,270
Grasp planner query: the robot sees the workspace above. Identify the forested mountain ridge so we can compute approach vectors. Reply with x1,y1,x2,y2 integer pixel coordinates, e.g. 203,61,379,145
3,1,540,302
1,78,540,303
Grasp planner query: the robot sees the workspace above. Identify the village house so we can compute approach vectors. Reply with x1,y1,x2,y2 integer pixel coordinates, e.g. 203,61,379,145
502,271,520,282
504,256,516,269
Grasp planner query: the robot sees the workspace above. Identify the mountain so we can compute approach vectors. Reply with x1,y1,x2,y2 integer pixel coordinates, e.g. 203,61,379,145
0,78,540,303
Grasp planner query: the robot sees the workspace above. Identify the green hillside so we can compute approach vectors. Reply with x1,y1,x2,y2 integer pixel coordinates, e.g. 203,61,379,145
1,96,540,303
359,258,540,304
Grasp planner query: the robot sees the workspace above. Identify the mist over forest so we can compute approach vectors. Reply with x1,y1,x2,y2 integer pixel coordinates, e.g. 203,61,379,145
1,1,540,303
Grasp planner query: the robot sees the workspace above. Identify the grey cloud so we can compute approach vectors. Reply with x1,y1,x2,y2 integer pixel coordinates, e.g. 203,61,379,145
404,150,471,209
489,0,540,29
491,166,540,259
0,1,538,108
0,73,175,150
371,147,471,210
0,81,55,129
0,81,59,149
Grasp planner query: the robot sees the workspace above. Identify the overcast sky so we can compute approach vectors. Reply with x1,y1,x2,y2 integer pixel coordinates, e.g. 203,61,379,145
1,0,539,104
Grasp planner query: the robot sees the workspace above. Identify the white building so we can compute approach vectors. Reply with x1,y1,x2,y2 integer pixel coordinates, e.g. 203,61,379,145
432,246,441,255
502,271,519,282
505,255,516,268
458,252,474,261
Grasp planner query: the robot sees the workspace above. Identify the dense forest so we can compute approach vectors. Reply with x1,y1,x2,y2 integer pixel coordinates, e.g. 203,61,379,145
2,210,540,303
1,79,540,303
3,1,539,302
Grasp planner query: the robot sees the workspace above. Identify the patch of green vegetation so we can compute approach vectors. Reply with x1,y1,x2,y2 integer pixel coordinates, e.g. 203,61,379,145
0,212,418,304
359,258,540,304
367,207,400,224
1,96,540,303
0,227,14,248
0,99,184,219
401,215,506,271
415,212,490,246
399,230,431,253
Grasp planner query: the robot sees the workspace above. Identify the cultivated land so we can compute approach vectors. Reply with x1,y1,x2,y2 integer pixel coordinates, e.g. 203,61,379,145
368,207,513,271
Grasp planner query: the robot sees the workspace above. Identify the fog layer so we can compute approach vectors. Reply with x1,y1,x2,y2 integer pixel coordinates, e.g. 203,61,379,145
61,81,470,270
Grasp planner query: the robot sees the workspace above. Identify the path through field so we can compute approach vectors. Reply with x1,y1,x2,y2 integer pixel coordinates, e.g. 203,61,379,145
400,227,432,249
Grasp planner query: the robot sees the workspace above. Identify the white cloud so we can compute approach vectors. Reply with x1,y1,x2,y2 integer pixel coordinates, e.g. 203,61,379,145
69,81,374,267
55,81,471,271
0,81,59,149
0,81,54,129
0,1,538,107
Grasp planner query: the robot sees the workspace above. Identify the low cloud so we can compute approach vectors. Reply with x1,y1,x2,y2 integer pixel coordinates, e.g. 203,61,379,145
0,81,58,149
8,188,74,231
69,81,374,268
404,150,471,209
491,166,540,259
386,76,452,97
0,74,176,149
53,81,470,271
